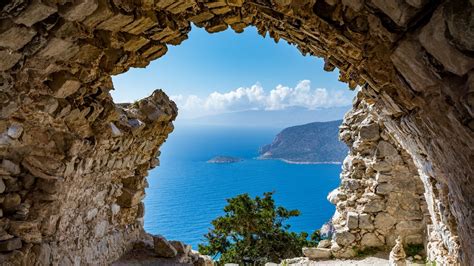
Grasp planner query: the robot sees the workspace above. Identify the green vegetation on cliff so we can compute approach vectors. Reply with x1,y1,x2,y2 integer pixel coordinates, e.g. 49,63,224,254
198,192,321,264
259,120,347,163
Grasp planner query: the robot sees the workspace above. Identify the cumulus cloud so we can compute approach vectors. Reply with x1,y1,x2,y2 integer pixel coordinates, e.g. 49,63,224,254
171,80,355,118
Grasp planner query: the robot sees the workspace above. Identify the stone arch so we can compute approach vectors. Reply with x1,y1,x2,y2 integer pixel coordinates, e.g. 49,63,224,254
0,0,472,264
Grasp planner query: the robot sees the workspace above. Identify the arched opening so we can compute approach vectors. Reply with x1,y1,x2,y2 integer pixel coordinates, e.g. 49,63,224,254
0,0,471,265
111,25,356,254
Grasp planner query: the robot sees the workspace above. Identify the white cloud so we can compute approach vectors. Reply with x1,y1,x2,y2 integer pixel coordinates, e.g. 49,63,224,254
171,80,355,118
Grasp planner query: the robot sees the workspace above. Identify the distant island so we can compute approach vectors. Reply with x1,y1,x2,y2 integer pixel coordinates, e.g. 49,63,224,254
259,120,348,164
207,156,243,164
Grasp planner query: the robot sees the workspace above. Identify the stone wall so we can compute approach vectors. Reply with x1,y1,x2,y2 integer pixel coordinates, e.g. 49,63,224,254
0,0,472,265
328,97,435,260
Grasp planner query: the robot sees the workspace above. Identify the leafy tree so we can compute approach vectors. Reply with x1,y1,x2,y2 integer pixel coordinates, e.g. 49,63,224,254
198,192,320,265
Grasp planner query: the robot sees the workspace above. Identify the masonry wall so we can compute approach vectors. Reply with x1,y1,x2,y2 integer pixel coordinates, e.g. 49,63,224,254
0,0,472,264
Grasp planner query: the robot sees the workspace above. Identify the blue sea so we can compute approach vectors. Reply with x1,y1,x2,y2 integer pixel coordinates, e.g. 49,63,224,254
144,125,341,249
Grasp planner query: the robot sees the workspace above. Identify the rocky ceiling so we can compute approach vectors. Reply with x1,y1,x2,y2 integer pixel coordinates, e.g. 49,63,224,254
0,0,472,265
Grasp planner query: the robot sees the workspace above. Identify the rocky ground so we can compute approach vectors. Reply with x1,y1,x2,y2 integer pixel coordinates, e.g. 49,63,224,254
113,234,213,266
281,253,389,266
280,252,426,266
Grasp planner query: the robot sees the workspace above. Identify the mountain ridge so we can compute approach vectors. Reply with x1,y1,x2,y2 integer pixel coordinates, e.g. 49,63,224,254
259,120,348,163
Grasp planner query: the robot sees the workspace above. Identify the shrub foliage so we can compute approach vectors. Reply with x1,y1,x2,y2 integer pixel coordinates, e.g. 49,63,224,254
198,192,320,264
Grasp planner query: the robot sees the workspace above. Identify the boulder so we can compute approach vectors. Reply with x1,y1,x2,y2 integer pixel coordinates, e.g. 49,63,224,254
153,235,177,258
303,247,332,259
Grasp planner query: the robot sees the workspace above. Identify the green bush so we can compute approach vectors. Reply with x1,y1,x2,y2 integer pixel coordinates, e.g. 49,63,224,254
198,192,319,265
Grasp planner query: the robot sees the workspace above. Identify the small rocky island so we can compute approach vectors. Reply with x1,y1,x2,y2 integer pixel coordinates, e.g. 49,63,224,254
207,156,242,164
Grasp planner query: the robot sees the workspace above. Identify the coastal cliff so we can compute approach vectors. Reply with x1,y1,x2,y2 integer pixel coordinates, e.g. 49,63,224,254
259,120,348,164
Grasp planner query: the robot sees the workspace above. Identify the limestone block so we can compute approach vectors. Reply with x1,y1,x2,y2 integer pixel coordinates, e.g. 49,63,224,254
167,1,197,14
376,141,398,158
370,0,416,27
59,0,98,21
228,0,244,7
372,161,392,172
9,221,42,243
346,212,359,229
0,238,22,252
334,231,356,246
153,235,177,258
124,37,150,52
121,15,157,35
189,12,215,24
361,233,384,247
82,0,114,28
38,38,79,60
374,213,396,230
376,183,394,195
117,188,144,207
206,22,228,33
0,25,36,50
391,39,438,92
359,214,374,230
97,13,134,32
50,76,81,99
303,247,332,259
204,0,227,9
170,240,191,255
396,221,423,234
318,239,331,248
0,50,21,71
223,15,241,26
376,172,392,182
1,160,20,175
419,8,474,76
358,123,379,141
363,199,385,213
211,6,233,15
155,0,176,9
73,44,102,64
3,193,21,211
13,0,57,27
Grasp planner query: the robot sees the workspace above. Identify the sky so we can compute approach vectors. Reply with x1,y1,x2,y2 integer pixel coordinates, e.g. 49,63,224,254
111,26,356,119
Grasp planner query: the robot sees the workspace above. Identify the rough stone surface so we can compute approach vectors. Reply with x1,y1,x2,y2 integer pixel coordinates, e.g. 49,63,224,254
153,234,178,258
303,247,332,259
0,0,471,265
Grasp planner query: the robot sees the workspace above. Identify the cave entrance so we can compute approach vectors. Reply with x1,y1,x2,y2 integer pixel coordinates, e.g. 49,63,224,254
112,25,354,251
